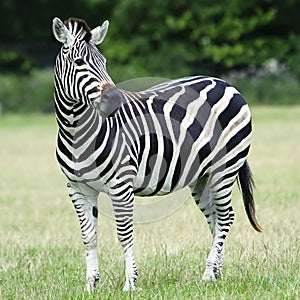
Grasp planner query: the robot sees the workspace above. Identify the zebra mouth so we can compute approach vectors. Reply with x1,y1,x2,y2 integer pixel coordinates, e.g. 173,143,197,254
93,96,102,111
92,84,124,118
93,91,116,117
90,86,111,117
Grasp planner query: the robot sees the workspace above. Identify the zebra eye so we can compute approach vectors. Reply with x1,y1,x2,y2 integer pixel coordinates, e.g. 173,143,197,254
74,58,85,66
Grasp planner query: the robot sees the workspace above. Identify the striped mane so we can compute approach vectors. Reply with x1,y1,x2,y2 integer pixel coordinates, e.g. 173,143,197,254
65,18,92,42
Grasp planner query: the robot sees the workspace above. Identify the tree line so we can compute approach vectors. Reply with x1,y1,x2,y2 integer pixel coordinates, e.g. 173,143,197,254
1,0,300,79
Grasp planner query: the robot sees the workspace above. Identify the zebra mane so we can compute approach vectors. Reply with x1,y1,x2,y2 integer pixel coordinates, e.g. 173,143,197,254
65,18,92,42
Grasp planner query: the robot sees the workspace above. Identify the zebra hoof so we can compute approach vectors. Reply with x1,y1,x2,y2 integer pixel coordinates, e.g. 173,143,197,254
86,273,99,293
214,268,222,279
86,282,96,293
201,269,217,283
122,278,136,291
122,282,136,292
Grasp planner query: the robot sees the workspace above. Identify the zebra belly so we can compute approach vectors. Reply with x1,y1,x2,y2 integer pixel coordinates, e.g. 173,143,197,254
132,132,203,196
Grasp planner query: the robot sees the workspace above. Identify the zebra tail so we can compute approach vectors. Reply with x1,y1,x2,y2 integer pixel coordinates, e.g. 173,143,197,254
238,160,263,232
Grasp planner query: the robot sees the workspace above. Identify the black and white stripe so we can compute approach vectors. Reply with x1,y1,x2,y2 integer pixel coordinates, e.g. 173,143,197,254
52,17,262,292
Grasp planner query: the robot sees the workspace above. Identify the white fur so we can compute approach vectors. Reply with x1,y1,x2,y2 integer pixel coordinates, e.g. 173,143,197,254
52,17,109,46
91,20,109,45
52,17,74,46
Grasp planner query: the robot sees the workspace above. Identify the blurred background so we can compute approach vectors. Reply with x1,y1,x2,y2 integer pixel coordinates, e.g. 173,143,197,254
0,0,300,113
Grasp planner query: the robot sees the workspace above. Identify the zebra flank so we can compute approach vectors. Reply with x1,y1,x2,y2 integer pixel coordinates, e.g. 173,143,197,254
52,17,262,292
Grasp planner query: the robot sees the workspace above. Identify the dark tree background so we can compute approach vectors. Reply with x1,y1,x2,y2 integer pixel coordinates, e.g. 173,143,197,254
0,0,300,78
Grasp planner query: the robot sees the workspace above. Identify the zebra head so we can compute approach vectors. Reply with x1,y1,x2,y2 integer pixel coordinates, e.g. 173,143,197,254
52,17,122,117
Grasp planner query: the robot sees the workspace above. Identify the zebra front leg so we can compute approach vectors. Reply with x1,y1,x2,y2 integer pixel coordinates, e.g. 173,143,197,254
67,182,100,292
110,184,138,291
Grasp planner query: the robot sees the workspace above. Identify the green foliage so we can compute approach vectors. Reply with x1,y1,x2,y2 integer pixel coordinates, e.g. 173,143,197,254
0,0,300,111
0,50,33,74
0,70,54,113
1,0,300,78
0,69,298,114
285,35,300,78
102,0,300,78
226,70,300,105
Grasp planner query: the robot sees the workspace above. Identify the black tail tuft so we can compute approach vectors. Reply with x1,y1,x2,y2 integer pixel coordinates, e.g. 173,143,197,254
238,161,263,232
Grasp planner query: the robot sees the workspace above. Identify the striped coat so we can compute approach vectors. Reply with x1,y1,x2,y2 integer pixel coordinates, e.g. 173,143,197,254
52,17,262,292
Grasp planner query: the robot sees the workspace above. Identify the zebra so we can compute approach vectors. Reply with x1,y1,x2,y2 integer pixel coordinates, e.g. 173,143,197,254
52,17,262,292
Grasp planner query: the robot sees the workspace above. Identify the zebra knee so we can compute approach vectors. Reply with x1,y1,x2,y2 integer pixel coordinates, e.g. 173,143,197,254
82,230,97,249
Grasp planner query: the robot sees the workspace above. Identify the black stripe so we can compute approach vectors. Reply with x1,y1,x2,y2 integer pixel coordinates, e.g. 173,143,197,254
217,94,245,130
187,79,212,93
206,80,230,107
148,135,174,196
171,155,182,191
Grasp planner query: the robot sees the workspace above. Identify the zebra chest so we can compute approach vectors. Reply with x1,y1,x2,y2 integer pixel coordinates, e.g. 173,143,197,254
56,141,112,190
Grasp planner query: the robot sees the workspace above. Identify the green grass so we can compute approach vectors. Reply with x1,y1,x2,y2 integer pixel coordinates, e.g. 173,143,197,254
0,108,299,299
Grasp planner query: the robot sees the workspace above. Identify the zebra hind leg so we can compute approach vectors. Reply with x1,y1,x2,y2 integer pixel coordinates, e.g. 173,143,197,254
189,175,221,282
201,174,236,282
67,182,100,292
190,175,215,236
110,184,138,291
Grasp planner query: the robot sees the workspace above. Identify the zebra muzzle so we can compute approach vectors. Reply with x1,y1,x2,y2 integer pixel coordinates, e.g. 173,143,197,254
93,85,125,118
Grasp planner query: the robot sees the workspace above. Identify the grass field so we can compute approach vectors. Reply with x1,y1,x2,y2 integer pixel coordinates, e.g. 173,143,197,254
0,107,299,299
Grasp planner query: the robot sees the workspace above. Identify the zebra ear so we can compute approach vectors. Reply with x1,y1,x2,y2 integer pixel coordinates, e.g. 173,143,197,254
91,20,109,45
52,17,74,46
96,86,124,118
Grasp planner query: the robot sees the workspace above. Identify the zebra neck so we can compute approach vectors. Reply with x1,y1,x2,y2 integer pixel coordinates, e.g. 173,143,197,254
56,102,119,182
56,103,103,140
